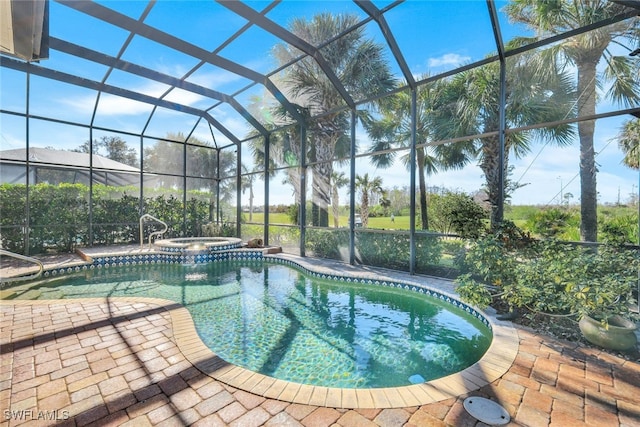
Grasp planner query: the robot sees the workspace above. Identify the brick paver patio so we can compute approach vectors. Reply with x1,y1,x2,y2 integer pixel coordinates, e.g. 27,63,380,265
1,297,639,427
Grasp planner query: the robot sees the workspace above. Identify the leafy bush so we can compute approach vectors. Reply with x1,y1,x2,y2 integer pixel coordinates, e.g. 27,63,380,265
287,204,299,225
305,228,349,260
29,183,89,253
525,207,579,239
0,182,213,254
456,224,639,324
368,205,386,218
429,191,488,238
145,195,184,238
202,221,237,237
356,231,411,270
599,213,639,245
185,198,210,237
0,184,27,252
414,233,445,272
92,193,140,245
268,225,300,248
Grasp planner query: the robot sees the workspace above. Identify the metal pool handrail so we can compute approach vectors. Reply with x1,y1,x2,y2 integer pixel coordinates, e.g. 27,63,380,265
0,249,44,283
139,214,168,249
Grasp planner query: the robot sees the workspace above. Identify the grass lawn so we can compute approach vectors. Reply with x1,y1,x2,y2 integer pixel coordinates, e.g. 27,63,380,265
366,216,410,230
244,203,638,243
246,212,411,230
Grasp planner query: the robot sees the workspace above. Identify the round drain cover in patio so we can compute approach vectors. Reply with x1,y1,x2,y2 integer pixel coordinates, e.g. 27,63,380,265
463,396,510,425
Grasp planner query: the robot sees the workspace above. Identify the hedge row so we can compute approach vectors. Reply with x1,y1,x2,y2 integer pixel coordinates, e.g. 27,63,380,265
0,183,212,254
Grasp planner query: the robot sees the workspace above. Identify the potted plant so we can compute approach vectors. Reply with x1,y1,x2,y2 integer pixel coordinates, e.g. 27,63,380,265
564,244,638,350
577,314,637,351
456,225,638,351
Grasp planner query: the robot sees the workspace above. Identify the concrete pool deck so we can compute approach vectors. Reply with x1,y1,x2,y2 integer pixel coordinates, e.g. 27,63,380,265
1,246,639,425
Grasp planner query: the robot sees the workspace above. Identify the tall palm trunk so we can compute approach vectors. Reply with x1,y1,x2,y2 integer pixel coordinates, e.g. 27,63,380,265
288,168,303,206
360,191,370,228
577,60,599,242
416,147,429,230
331,186,340,228
248,185,254,222
311,170,331,226
311,132,338,227
480,134,506,230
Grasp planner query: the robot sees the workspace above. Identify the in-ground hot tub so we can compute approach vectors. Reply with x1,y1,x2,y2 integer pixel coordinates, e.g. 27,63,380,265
154,237,243,254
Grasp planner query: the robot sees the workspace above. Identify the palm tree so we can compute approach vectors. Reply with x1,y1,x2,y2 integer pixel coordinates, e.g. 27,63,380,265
367,80,476,230
618,118,639,170
273,13,396,227
355,173,384,228
330,171,349,228
505,0,640,241
432,52,575,230
245,103,308,208
241,164,260,222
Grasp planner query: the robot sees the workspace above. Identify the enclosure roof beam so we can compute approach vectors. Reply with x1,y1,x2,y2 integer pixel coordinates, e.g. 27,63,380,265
486,0,506,62
1,56,239,144
611,1,640,11
56,0,304,124
49,37,268,136
354,0,416,89
217,0,356,109
502,8,639,58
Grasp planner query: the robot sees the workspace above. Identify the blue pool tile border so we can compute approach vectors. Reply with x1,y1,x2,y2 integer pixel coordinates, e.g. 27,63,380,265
154,240,243,253
87,249,264,267
35,249,264,278
30,248,489,330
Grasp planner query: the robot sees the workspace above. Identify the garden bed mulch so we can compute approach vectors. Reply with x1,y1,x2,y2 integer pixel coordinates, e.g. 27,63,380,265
494,306,640,364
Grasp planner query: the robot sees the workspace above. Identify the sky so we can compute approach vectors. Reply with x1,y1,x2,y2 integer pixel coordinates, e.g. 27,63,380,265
0,0,638,207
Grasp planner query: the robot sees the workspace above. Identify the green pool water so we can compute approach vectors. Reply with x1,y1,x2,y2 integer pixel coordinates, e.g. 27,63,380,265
7,260,492,388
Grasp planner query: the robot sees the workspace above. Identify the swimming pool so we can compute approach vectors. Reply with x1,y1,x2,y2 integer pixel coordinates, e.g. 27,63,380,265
5,259,491,389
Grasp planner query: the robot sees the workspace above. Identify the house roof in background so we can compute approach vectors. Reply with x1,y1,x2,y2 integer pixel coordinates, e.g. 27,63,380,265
0,147,140,172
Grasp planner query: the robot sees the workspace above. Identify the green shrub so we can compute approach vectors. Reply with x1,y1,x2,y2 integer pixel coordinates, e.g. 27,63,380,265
0,182,215,254
92,193,140,245
185,198,211,237
456,226,639,324
29,183,89,253
599,213,639,245
429,192,488,238
356,231,411,270
145,194,184,238
287,204,299,225
415,233,444,270
0,184,27,252
305,228,349,260
525,207,579,239
268,225,299,247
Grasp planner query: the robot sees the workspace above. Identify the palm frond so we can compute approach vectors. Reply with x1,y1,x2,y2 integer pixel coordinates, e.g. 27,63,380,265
603,54,640,108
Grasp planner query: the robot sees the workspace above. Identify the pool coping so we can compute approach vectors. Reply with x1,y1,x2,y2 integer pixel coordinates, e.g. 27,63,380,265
0,249,519,409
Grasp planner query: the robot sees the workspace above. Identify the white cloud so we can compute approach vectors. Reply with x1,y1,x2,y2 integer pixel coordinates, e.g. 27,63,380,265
163,88,208,107
428,53,470,69
61,87,155,117
61,81,211,117
186,67,246,90
94,94,154,116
